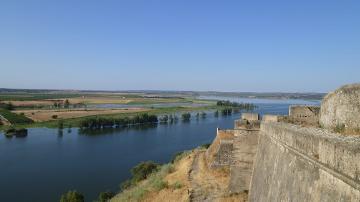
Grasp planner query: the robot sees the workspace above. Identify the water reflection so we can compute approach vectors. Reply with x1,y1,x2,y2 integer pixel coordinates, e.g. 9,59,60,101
78,123,158,136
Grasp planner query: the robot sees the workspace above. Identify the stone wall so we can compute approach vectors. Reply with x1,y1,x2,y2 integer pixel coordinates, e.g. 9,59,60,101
289,105,320,125
249,122,360,202
262,114,287,123
229,129,259,194
205,129,235,168
235,113,260,129
241,113,259,121
320,83,360,133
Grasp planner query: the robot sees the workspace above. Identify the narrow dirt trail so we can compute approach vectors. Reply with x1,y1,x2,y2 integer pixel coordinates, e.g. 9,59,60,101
189,150,232,202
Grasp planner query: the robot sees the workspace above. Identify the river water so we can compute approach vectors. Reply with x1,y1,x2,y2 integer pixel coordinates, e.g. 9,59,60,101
0,98,319,202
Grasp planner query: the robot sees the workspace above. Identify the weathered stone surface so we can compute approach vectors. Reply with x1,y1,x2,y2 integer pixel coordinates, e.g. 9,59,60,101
241,113,259,121
289,105,320,125
320,83,360,132
205,129,235,168
229,130,259,194
249,122,360,202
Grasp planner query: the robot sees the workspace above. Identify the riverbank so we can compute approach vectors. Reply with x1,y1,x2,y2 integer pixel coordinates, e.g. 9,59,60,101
111,147,247,202
0,105,227,130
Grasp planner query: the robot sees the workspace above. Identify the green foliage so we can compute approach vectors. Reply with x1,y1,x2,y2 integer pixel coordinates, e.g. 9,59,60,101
150,177,168,191
59,190,84,202
79,113,158,129
4,102,14,110
131,161,160,183
201,143,211,149
97,191,115,202
171,181,183,189
335,123,345,133
64,99,70,108
181,113,191,121
170,151,189,163
216,100,257,111
0,109,33,124
120,179,133,191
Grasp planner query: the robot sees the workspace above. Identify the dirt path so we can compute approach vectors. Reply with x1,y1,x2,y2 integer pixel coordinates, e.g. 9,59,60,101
189,150,231,202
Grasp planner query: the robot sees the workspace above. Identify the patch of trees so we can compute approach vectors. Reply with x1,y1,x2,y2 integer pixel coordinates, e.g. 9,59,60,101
79,113,158,129
216,100,257,110
60,190,115,202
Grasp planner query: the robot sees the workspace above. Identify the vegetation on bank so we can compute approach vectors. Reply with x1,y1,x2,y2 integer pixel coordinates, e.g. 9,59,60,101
0,109,33,124
60,190,84,202
59,150,191,202
114,151,191,202
0,105,218,130
79,114,158,129
216,100,257,110
0,100,257,131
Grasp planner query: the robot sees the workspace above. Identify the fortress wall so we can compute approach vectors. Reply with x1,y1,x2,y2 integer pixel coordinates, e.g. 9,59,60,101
289,105,320,125
205,129,234,168
229,129,259,193
249,122,360,202
241,113,259,121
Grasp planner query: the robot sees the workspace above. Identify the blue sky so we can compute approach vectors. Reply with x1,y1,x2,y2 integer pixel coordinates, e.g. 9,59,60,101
0,0,359,92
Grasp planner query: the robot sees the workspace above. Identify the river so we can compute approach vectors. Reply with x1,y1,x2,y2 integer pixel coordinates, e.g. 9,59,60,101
0,98,319,202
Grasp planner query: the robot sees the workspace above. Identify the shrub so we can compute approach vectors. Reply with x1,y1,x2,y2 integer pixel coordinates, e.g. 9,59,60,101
4,102,14,110
60,190,84,202
171,181,183,189
52,115,58,119
97,191,115,202
131,161,160,183
335,123,345,133
132,187,148,200
120,179,133,191
150,177,168,191
201,143,211,149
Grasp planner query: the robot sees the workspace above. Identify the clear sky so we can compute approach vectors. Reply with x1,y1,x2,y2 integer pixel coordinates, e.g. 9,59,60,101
0,0,359,93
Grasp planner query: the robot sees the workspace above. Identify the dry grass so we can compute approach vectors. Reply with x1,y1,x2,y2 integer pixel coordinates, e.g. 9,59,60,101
14,108,148,122
111,151,195,202
111,149,248,202
193,151,247,202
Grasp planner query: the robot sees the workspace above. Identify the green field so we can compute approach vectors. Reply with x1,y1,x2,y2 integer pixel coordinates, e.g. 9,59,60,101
0,109,33,124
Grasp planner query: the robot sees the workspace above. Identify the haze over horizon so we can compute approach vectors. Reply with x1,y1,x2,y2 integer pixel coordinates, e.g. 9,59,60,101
1,1,359,92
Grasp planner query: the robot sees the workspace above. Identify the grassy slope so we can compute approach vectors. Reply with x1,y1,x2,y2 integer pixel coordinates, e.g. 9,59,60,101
111,150,193,202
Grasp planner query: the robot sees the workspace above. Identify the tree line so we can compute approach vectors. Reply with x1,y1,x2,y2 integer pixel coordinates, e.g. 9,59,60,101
216,100,257,110
79,113,158,129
